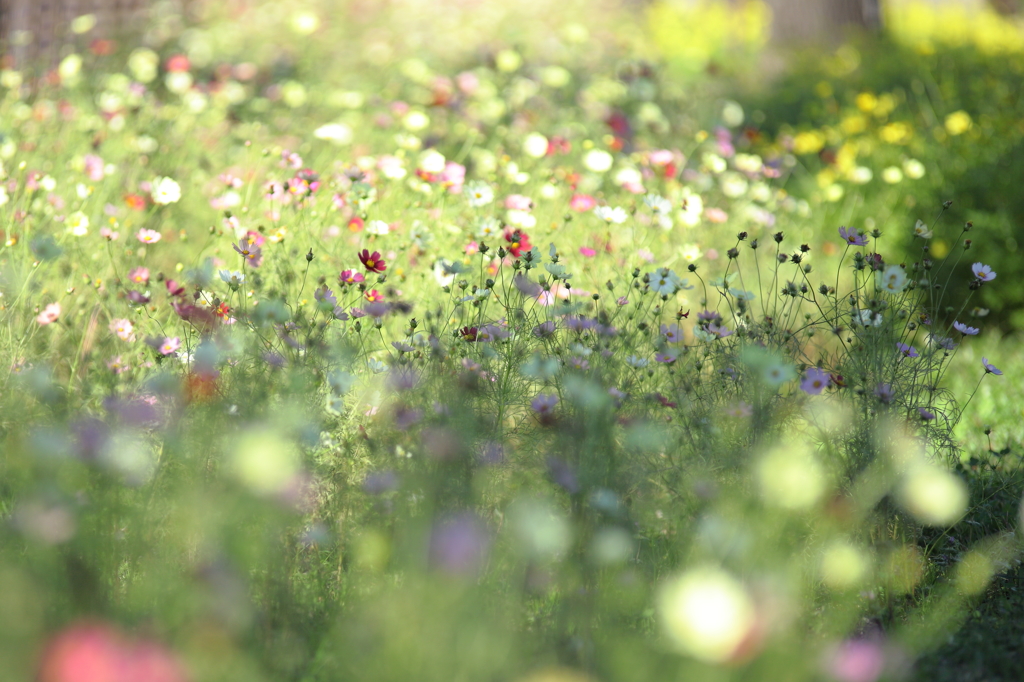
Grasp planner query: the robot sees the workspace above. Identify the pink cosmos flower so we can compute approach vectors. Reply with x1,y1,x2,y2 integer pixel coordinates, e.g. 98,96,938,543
109,319,135,341
705,207,729,223
83,154,105,182
579,246,597,257
824,638,885,682
570,194,597,212
158,337,180,355
37,303,61,325
441,162,466,192
37,621,190,682
136,229,161,244
338,270,365,285
128,267,149,284
648,149,675,166
504,194,533,211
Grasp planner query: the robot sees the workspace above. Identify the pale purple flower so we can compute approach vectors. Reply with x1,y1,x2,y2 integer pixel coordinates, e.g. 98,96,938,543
800,367,831,395
896,342,919,358
531,393,559,415
953,321,979,335
708,322,733,338
363,470,399,494
971,262,996,282
661,323,683,343
982,357,1002,376
918,407,936,421
429,513,490,576
927,334,957,351
874,383,894,404
547,457,579,493
532,320,557,338
839,226,868,246
567,356,590,371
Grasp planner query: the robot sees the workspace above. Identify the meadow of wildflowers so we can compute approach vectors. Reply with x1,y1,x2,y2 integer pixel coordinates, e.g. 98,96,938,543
1,2,1023,681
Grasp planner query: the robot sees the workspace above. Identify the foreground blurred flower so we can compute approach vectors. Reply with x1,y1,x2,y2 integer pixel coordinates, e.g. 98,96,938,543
429,513,490,576
37,621,190,682
898,463,968,526
658,567,758,663
824,638,885,682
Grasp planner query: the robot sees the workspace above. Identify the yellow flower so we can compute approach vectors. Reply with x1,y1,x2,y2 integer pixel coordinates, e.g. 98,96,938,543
945,110,973,136
792,130,826,155
879,122,913,145
855,92,878,113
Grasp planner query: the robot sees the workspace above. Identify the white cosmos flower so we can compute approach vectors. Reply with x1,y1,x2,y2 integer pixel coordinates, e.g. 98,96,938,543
877,264,907,293
523,133,548,159
418,149,446,174
594,205,628,224
151,176,181,205
506,209,536,229
583,149,613,173
313,122,353,145
66,211,90,236
465,181,494,207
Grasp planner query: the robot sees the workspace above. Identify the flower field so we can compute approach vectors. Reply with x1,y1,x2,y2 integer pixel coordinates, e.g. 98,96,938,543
1,2,1023,681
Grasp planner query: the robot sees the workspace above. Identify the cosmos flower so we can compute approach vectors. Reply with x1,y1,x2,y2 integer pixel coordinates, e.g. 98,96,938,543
839,226,868,246
896,342,919,358
971,262,996,282
358,249,386,273
136,228,161,244
233,238,263,267
800,367,831,395
953,321,979,335
36,303,61,325
982,357,1002,376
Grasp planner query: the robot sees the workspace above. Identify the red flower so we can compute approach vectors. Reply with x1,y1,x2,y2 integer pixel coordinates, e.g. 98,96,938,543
460,326,478,342
358,249,386,273
503,229,531,258
124,194,147,210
